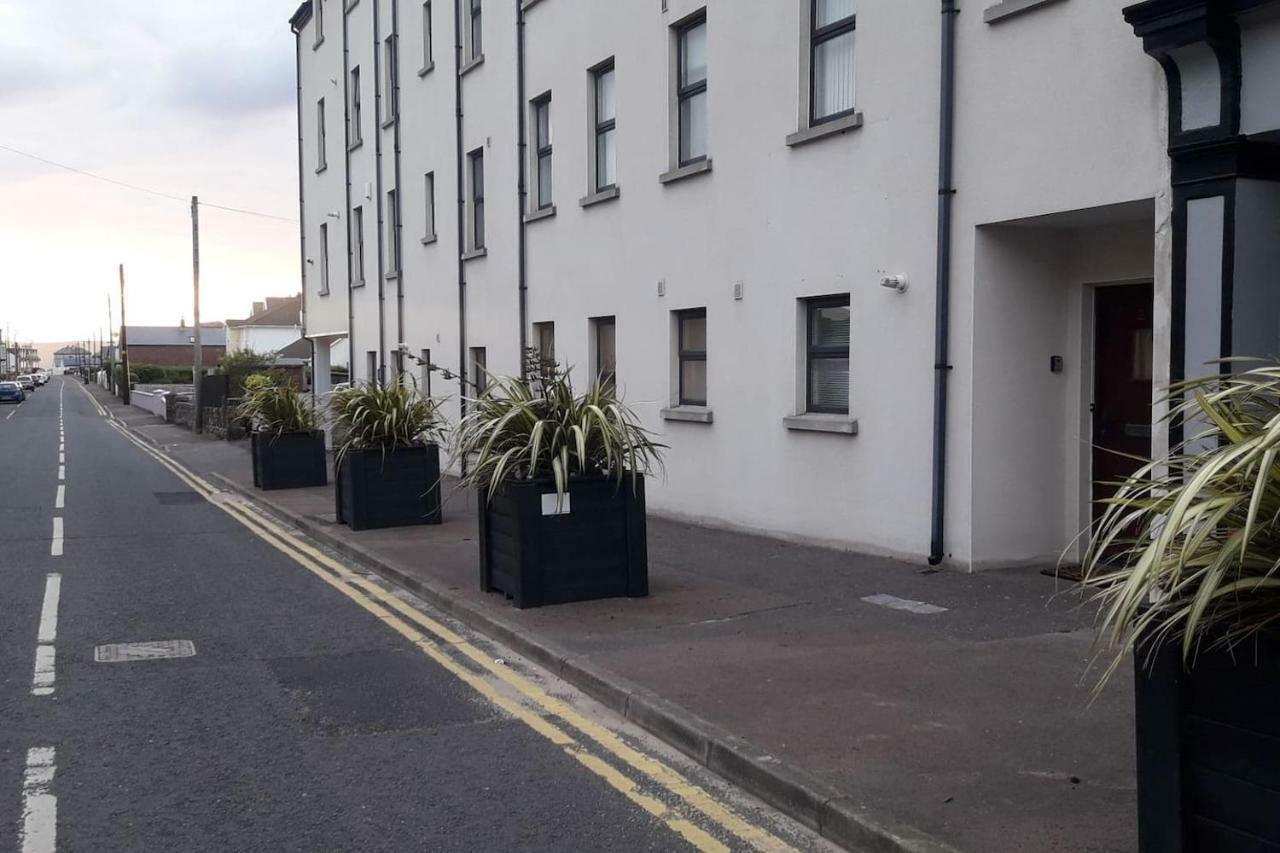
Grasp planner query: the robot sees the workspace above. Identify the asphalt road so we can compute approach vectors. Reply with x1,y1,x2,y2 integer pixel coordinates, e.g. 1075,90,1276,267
0,377,828,853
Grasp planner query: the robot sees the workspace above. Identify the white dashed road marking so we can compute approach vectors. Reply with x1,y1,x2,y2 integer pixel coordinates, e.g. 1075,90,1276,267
37,574,60,644
56,466,64,482
50,518,63,558
19,747,57,853
54,486,64,509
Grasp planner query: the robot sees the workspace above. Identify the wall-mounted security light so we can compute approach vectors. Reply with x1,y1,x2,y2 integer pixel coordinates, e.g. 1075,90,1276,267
879,274,908,294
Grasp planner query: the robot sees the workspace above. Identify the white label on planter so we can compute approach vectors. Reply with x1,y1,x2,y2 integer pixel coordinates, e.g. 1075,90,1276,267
541,492,571,516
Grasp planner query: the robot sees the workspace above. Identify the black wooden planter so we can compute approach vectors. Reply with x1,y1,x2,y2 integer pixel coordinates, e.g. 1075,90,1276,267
1135,629,1280,852
478,474,648,609
335,444,442,530
250,430,327,490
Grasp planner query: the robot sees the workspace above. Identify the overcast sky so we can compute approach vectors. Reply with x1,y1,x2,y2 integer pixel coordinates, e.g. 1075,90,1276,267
0,0,302,345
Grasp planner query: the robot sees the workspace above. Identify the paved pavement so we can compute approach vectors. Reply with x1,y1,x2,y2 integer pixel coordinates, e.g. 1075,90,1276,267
1,377,838,853
92,382,1140,853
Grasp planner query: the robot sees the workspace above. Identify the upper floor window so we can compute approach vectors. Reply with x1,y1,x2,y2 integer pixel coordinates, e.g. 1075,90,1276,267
319,221,330,295
468,149,485,251
352,205,366,285
676,13,708,166
348,66,362,146
593,61,616,192
314,0,324,46
316,98,327,170
805,295,850,414
469,0,482,62
677,308,707,406
421,1,433,70
533,95,552,209
383,35,398,122
810,0,855,124
423,171,436,242
386,188,401,274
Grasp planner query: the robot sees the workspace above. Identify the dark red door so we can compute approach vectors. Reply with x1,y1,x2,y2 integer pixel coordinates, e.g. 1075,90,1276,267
1092,283,1155,524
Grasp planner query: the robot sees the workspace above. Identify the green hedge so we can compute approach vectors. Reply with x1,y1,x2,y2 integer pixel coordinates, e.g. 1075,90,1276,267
132,364,194,384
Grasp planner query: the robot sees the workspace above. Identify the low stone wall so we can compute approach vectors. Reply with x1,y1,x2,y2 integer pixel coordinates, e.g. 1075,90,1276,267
203,403,247,441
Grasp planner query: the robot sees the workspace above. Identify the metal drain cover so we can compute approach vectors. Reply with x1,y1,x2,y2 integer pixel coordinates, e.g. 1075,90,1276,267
95,640,197,663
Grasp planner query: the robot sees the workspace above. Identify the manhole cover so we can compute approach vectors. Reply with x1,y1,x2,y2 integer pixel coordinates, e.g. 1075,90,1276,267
95,640,196,662
153,491,204,505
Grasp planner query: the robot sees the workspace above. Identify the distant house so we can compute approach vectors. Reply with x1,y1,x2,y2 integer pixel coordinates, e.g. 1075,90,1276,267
54,346,91,370
124,324,226,367
225,295,302,356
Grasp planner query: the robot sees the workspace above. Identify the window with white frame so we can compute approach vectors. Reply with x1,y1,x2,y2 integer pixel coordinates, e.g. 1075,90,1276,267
423,171,436,241
351,205,365,285
676,308,707,406
592,60,616,192
316,98,327,170
468,149,485,250
319,221,330,295
348,66,362,146
804,295,850,414
421,1,433,70
386,189,400,274
383,34,398,122
533,94,552,210
810,0,855,124
468,0,482,62
675,13,708,166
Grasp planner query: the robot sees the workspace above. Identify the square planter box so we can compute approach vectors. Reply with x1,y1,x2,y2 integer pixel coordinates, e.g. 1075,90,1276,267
250,430,327,490
478,474,648,609
335,444,443,530
1135,628,1280,852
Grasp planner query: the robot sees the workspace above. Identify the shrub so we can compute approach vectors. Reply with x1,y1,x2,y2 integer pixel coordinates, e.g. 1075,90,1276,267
237,378,316,437
328,380,443,466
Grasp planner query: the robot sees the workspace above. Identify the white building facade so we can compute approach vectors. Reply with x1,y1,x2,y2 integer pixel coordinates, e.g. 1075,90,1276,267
290,0,1280,570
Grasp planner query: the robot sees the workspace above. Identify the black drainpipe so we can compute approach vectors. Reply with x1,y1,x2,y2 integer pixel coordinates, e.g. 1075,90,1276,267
928,0,959,566
391,0,405,377
515,2,529,374
372,0,387,385
454,0,468,458
342,2,356,378
291,13,312,400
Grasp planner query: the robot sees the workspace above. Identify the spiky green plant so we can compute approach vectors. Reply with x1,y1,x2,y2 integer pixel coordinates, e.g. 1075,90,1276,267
328,380,443,466
452,366,664,498
1081,360,1280,687
237,377,316,438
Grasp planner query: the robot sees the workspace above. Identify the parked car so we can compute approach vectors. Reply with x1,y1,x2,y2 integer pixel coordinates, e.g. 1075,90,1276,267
16,375,35,392
34,372,48,386
0,381,25,403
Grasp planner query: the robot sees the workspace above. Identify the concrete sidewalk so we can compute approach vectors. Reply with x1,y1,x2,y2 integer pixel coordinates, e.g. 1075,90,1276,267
95,384,1136,853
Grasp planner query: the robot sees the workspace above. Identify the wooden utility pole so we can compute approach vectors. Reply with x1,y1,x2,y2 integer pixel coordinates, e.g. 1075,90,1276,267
192,196,203,433
119,264,130,405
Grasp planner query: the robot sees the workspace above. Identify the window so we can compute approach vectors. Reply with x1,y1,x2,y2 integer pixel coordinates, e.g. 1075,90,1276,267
316,98,327,170
384,35,398,122
469,149,485,251
319,222,330,295
676,14,708,166
419,348,432,396
676,309,706,406
348,66,362,146
810,0,855,123
391,349,404,380
593,316,616,388
469,0,482,61
351,205,365,285
314,0,324,46
805,296,850,414
533,95,552,209
535,322,555,364
386,189,400,274
471,347,487,395
421,2,433,69
593,61,616,191
367,350,378,384
423,172,436,240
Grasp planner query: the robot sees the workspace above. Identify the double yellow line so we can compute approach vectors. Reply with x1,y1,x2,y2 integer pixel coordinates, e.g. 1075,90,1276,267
104,417,797,853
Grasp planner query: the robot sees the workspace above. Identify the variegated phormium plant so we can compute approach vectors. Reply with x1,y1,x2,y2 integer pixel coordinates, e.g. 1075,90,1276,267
452,366,664,499
1081,360,1280,687
328,380,443,467
237,376,317,438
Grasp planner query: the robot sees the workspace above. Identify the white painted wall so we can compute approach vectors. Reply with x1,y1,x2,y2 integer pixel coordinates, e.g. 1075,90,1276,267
227,325,301,355
293,0,1171,567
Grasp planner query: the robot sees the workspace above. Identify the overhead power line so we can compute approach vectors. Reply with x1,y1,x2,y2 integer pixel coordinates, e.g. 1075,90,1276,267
0,142,297,224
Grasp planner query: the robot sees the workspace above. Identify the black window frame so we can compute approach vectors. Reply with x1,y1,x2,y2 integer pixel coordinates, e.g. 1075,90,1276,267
809,0,856,126
805,294,850,414
533,94,553,210
469,0,482,61
349,66,362,146
676,308,707,406
469,148,485,250
594,316,617,389
592,59,616,192
676,12,708,167
384,33,398,122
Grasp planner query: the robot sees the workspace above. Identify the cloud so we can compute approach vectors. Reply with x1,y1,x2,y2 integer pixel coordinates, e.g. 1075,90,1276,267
165,45,295,118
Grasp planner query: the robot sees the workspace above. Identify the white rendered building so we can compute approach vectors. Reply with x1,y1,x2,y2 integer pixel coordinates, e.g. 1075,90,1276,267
290,0,1280,569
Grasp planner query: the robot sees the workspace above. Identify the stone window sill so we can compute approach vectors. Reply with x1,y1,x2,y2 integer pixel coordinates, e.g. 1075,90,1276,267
385,271,400,281
659,158,712,185
520,0,544,8
315,163,328,175
348,138,363,152
524,205,557,224
313,36,325,51
984,0,1066,24
345,0,358,10
783,413,858,435
580,185,620,207
786,111,864,148
418,62,434,78
661,405,713,424
421,233,438,245
461,247,487,261
382,115,397,130
459,54,485,77
352,278,367,288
